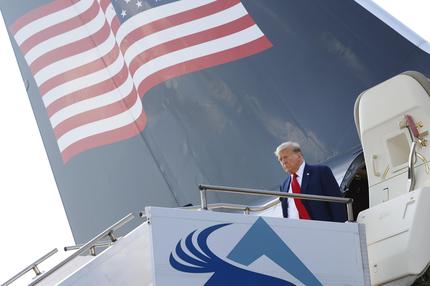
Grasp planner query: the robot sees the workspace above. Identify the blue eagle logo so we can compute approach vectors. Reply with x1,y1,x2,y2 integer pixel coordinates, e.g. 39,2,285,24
169,223,296,285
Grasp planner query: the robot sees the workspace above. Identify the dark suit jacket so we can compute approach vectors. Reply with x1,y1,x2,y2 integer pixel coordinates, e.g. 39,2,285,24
280,164,347,222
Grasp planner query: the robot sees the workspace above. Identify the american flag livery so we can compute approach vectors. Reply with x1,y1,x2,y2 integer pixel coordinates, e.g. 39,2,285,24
10,0,272,162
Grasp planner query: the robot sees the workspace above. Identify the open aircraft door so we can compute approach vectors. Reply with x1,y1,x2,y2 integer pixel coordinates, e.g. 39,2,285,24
355,71,430,285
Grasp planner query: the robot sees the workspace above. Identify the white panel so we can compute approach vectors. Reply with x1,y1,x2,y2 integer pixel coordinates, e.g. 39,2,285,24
147,207,370,286
358,187,430,285
55,208,370,286
58,222,153,286
357,73,430,207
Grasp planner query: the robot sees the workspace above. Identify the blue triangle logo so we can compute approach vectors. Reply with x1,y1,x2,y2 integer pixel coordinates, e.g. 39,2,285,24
227,217,323,285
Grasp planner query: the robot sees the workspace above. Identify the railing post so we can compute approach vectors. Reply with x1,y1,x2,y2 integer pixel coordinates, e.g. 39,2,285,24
108,230,117,242
32,265,42,276
346,200,354,222
200,187,208,210
90,246,96,256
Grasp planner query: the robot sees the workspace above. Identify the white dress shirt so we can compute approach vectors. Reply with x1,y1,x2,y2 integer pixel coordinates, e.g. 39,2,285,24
287,161,305,219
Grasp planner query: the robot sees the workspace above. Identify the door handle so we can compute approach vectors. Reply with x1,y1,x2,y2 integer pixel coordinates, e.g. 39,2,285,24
372,154,381,177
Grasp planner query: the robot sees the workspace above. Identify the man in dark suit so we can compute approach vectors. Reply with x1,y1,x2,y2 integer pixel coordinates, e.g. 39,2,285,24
275,142,346,222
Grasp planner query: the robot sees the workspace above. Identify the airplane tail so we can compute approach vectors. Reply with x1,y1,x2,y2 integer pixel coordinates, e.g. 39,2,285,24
1,0,430,243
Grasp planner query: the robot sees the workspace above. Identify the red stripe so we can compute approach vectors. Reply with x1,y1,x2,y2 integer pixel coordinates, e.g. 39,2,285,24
39,45,120,96
99,0,110,13
110,17,121,35
137,36,272,96
54,89,138,138
46,63,129,116
129,15,255,76
20,0,99,54
120,0,240,54
61,109,147,163
10,0,78,35
30,18,111,75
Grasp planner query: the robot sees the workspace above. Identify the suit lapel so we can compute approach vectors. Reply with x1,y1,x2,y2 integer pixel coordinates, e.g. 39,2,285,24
285,176,291,192
300,164,311,194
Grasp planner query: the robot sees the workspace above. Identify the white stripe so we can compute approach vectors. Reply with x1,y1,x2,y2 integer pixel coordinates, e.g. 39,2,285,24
43,52,125,107
133,25,263,87
50,75,135,128
104,3,116,25
14,0,94,45
122,3,247,66
116,0,215,43
24,8,106,65
57,95,143,151
34,32,117,86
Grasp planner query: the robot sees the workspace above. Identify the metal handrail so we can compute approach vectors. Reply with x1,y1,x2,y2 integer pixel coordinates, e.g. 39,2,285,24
403,114,424,192
63,241,113,252
64,240,117,256
183,199,281,214
408,141,418,192
1,248,58,286
199,184,354,222
29,213,134,286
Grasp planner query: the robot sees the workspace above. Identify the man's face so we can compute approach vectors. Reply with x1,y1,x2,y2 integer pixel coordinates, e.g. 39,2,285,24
278,148,303,174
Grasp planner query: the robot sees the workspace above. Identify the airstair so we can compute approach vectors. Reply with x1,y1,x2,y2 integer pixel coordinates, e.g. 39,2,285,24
2,186,369,286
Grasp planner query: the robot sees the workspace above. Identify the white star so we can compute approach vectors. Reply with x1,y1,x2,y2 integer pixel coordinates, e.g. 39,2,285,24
136,0,142,8
124,0,131,3
121,9,127,17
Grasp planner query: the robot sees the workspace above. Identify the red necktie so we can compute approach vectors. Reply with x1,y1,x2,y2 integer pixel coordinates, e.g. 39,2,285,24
291,173,311,220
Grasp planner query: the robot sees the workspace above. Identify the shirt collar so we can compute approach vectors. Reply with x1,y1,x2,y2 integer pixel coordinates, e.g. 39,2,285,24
292,161,306,179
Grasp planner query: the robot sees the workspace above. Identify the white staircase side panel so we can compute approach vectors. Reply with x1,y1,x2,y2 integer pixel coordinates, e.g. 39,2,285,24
35,255,95,286
357,187,430,285
147,207,370,286
54,207,369,286
58,222,153,286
